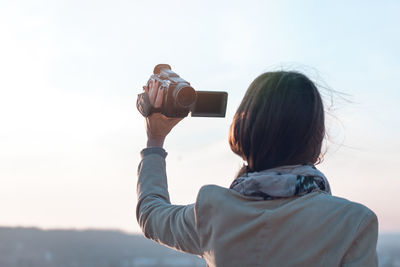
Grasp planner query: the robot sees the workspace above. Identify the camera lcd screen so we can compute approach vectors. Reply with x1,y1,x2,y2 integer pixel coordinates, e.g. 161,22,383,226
191,91,228,117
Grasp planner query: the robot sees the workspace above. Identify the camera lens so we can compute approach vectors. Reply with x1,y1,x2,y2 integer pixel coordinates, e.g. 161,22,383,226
175,86,196,108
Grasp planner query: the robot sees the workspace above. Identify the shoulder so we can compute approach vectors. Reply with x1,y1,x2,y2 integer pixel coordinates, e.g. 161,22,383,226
197,184,228,197
195,184,252,205
315,193,376,218
310,193,378,236
195,184,231,209
193,184,247,219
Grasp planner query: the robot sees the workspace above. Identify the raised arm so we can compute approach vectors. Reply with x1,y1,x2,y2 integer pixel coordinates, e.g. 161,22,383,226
136,79,202,255
136,149,202,255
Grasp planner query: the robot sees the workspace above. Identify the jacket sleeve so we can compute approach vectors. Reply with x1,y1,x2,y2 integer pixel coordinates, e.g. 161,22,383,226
341,211,379,267
136,151,202,256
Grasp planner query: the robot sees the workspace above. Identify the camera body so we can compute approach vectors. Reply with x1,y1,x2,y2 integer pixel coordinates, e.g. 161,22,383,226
137,64,227,118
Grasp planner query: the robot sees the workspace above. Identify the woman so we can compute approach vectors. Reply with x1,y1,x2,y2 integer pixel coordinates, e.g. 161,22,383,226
136,71,378,266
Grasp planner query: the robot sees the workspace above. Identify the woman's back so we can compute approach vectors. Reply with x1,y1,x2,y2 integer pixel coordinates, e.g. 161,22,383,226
195,185,377,266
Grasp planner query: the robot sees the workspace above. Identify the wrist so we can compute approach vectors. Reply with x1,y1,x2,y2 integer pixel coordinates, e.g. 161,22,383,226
146,136,165,148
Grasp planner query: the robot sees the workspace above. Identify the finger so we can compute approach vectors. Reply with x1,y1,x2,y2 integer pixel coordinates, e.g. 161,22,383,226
143,85,148,94
154,86,164,108
148,80,159,104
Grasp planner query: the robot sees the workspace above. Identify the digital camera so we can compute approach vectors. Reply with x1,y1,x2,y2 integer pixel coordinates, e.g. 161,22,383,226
137,64,228,118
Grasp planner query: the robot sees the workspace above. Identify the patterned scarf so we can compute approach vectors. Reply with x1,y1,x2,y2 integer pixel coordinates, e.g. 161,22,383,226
229,164,331,200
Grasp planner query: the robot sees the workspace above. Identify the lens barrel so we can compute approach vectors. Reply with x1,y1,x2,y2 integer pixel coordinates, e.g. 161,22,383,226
174,85,197,108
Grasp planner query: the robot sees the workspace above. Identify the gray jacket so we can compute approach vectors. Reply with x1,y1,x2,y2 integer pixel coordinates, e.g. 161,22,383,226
136,152,378,267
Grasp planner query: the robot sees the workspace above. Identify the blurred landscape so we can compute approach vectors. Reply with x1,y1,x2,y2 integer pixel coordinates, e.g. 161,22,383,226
0,227,204,267
0,227,398,267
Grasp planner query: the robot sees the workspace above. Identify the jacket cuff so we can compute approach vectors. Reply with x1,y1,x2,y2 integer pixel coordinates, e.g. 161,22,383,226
140,147,168,159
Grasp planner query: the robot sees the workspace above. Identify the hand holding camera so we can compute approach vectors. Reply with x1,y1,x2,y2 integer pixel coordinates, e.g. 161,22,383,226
144,79,183,148
138,64,228,147
137,64,228,118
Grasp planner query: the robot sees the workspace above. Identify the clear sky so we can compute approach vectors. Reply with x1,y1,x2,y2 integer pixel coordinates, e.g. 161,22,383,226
0,0,399,233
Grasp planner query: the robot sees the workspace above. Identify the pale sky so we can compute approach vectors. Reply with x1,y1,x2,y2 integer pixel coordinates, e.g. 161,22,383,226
0,0,399,233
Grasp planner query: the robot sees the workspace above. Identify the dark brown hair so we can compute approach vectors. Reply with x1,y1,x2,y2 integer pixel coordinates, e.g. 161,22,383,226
229,71,325,177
